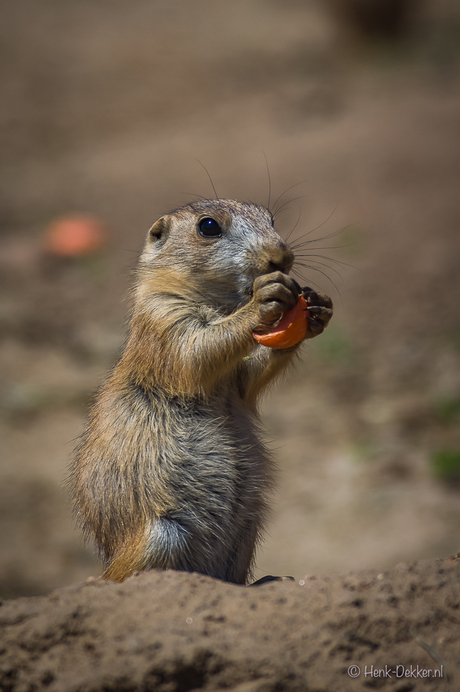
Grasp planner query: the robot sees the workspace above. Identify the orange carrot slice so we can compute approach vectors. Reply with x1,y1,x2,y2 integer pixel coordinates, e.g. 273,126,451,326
253,296,309,349
44,215,109,258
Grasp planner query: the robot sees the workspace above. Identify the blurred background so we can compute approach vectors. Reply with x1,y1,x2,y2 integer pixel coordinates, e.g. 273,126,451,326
1,0,459,598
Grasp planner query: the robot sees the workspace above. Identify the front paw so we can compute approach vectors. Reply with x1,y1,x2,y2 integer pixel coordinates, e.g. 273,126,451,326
301,287,333,339
252,271,299,333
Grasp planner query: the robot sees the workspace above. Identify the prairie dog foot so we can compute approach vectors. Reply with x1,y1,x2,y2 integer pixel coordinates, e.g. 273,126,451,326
249,575,295,586
301,287,333,339
252,271,299,333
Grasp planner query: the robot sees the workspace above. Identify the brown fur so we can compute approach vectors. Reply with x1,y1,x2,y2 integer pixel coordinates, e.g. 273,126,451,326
69,199,333,584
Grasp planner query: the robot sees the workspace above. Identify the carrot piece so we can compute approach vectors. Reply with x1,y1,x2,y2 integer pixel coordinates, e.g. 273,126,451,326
44,215,109,258
253,296,309,349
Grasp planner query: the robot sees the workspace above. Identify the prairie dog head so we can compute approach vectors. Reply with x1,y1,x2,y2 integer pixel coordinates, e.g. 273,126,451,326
138,199,294,311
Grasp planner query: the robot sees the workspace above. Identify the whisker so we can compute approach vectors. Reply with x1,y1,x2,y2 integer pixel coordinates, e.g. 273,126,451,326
284,208,302,243
262,151,272,211
118,247,143,256
272,194,307,220
195,159,219,199
179,191,209,201
291,242,354,254
293,262,341,294
290,224,354,250
270,179,309,214
294,253,357,271
295,259,343,280
288,204,340,246
291,269,322,292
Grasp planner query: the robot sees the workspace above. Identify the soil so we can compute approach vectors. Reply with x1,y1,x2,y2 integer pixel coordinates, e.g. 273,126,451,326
0,0,460,689
1,558,459,691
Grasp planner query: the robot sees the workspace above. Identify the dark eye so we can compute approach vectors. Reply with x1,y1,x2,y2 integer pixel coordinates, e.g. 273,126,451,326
198,217,222,238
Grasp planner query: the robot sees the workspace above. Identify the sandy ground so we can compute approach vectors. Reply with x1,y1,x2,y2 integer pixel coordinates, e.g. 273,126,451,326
0,3,460,683
1,558,459,691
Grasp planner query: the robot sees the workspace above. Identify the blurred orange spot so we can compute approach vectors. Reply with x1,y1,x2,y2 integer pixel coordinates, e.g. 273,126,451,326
44,215,109,257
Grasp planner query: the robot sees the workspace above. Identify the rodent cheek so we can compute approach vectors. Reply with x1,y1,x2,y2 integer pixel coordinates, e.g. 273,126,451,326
196,248,248,303
241,248,273,282
140,244,163,264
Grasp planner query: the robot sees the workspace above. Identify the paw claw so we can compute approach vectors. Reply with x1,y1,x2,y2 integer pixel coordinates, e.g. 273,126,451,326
300,288,333,339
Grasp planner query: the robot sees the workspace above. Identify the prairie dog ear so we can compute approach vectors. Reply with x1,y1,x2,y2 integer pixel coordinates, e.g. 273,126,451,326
148,216,170,243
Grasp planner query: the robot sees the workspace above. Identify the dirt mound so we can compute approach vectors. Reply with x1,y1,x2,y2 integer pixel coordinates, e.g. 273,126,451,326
1,557,458,691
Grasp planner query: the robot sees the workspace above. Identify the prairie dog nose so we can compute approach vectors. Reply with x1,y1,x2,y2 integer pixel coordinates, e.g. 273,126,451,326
267,243,294,274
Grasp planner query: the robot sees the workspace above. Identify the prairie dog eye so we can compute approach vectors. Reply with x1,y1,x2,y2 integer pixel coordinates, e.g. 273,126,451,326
198,217,222,238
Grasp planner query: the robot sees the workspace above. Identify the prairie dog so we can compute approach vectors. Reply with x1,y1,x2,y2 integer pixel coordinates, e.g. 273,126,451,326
70,199,333,584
